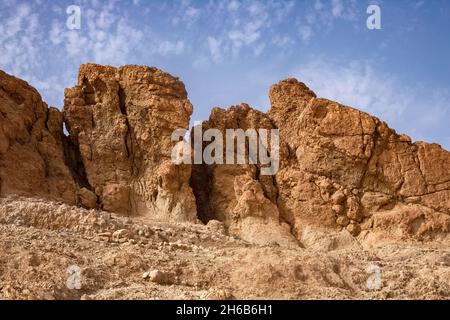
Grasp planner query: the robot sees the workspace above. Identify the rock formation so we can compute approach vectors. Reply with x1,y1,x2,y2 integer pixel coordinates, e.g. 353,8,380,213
268,78,450,240
191,104,298,246
0,65,449,246
192,78,450,244
63,64,197,221
0,70,77,204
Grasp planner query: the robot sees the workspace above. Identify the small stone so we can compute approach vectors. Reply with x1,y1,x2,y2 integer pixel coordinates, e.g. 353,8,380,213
336,215,350,227
332,204,344,214
77,187,97,209
346,196,362,222
331,190,345,204
148,270,170,285
318,179,332,192
112,229,129,241
347,223,361,236
142,271,150,279
404,196,421,204
97,232,112,237
204,288,234,300
207,219,226,235
399,134,411,143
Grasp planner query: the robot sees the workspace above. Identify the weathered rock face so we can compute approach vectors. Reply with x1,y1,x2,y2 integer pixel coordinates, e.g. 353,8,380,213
0,70,77,204
63,64,196,221
191,104,298,246
268,78,450,239
194,78,450,243
0,65,449,245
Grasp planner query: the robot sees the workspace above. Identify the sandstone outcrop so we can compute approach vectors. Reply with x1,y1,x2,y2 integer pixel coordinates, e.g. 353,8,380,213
268,78,450,240
63,64,196,221
193,78,450,244
191,104,298,246
0,70,77,204
0,66,449,246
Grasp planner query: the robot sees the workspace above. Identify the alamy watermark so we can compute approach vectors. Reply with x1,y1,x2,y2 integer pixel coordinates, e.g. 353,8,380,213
171,122,279,175
66,5,81,30
66,265,82,290
367,4,382,30
366,263,382,291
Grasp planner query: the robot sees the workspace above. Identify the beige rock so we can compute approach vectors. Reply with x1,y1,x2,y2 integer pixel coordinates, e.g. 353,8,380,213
190,77,450,243
191,104,297,246
331,190,346,204
332,205,344,215
361,192,392,213
63,64,196,221
0,70,77,204
112,229,129,242
77,187,97,209
1,66,449,248
267,78,449,238
206,219,226,235
346,196,363,222
148,270,171,285
101,184,130,215
336,216,350,227
346,223,361,237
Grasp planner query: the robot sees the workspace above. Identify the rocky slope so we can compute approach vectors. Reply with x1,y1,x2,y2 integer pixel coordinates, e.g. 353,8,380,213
0,64,449,299
0,196,449,300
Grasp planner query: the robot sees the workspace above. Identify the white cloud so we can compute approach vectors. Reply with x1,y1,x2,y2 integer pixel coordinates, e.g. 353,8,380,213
296,0,359,42
156,40,184,56
228,24,261,47
47,1,146,65
331,0,344,17
227,0,240,12
272,35,295,48
253,42,265,56
171,0,201,26
208,0,295,60
292,58,450,149
294,59,413,124
186,7,200,19
0,2,42,76
315,0,325,11
207,36,223,62
299,25,313,42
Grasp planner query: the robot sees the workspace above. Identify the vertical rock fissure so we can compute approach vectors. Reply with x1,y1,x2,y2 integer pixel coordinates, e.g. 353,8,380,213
118,86,138,176
62,125,92,191
190,163,213,224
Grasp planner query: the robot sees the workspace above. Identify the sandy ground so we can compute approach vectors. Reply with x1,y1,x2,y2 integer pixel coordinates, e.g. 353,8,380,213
0,196,449,300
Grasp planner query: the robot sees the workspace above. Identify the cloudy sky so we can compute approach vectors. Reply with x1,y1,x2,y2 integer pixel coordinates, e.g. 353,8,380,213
1,0,449,149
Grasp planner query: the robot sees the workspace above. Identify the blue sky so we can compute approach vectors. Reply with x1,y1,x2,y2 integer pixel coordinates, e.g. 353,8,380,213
1,0,449,149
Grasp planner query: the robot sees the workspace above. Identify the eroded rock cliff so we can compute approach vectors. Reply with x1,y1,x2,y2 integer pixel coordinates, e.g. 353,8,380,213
63,64,197,221
193,78,450,245
0,65,449,247
0,70,77,204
